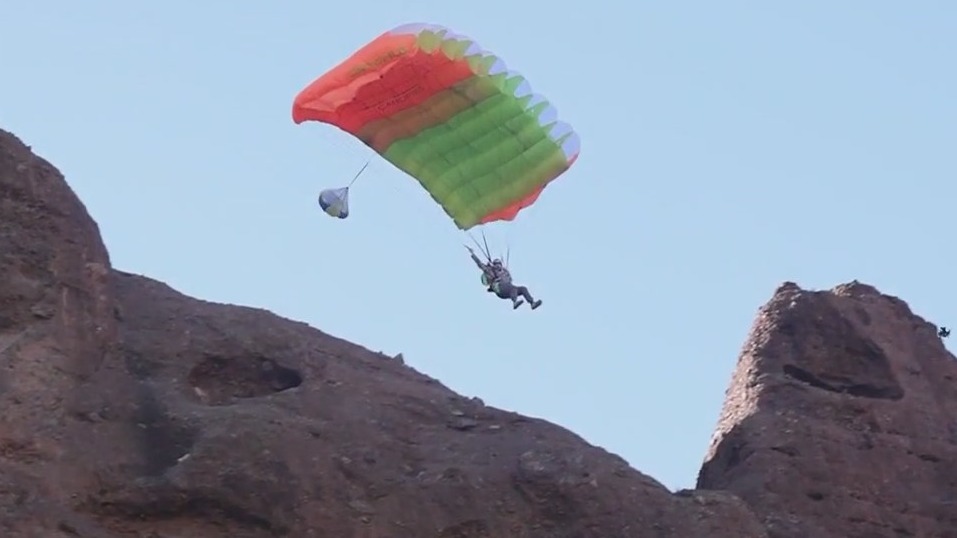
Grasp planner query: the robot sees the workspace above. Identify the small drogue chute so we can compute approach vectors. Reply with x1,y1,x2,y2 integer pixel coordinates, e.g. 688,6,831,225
318,187,348,218
316,160,369,219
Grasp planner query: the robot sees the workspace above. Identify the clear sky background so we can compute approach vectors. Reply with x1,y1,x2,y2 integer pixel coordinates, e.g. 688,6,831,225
3,1,954,491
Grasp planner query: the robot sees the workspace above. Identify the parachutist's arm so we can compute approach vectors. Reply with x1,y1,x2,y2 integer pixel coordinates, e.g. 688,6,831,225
470,253,486,269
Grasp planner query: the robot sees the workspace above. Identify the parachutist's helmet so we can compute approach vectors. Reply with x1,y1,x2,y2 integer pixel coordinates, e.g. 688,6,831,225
492,259,503,266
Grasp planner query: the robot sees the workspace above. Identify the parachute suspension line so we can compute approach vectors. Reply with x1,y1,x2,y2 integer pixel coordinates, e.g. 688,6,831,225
347,159,371,188
465,227,515,266
502,183,550,267
481,230,492,263
503,224,514,269
467,231,491,262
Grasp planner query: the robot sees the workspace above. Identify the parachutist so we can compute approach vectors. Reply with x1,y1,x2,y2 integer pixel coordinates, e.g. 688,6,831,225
467,246,542,310
294,24,577,309
939,327,950,338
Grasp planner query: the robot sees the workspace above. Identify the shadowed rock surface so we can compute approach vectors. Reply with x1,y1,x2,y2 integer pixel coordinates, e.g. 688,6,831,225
699,281,957,538
1,126,954,537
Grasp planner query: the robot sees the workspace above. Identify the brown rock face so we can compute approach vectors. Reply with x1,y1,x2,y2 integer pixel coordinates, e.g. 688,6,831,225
0,129,770,536
699,281,957,538
4,125,955,537
0,127,132,534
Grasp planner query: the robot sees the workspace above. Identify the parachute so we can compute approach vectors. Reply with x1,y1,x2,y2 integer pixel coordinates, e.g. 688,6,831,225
316,160,369,219
292,22,580,230
318,187,349,218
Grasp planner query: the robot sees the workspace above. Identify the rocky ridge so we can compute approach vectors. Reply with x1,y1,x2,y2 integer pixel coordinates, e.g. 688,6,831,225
1,127,955,536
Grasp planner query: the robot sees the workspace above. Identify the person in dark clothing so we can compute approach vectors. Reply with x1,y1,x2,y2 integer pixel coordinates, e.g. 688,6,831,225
467,247,542,310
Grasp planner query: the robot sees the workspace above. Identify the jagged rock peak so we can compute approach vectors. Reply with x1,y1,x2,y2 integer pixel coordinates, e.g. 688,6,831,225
699,280,957,538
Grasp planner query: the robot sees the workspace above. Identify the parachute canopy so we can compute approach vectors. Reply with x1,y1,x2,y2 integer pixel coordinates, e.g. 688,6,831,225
292,23,580,230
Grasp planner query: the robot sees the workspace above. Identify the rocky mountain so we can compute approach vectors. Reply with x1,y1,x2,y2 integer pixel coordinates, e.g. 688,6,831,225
699,280,957,537
1,127,954,537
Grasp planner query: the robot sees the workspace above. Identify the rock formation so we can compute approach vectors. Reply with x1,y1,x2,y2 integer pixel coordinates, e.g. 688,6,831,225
1,126,954,537
699,280,957,538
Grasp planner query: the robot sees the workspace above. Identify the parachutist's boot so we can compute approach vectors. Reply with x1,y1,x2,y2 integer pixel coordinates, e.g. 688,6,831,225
531,299,542,310
512,299,524,309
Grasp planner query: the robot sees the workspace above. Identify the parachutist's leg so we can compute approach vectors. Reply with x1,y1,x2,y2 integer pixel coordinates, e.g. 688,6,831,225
515,285,543,310
515,285,534,304
497,283,524,308
508,287,521,308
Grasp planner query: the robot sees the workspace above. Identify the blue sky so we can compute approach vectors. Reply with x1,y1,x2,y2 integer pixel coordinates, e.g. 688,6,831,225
3,1,954,491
